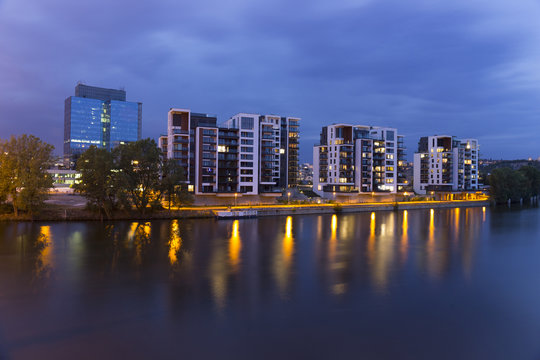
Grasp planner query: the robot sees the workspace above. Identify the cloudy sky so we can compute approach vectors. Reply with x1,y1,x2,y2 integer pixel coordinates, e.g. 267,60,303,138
1,0,539,162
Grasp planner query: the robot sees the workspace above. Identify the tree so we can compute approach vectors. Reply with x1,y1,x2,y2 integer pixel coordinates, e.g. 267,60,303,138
0,135,54,216
160,159,192,210
75,146,116,219
518,166,540,197
114,139,162,213
488,167,528,204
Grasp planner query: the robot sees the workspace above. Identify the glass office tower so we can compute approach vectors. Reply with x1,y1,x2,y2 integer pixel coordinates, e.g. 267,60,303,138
64,84,142,168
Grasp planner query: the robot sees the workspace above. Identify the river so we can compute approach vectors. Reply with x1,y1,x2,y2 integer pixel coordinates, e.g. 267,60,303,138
1,206,539,359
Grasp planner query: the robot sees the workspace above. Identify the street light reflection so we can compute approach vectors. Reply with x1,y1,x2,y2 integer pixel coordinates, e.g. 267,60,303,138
283,216,294,262
169,219,182,265
229,220,241,271
401,210,408,263
35,225,54,279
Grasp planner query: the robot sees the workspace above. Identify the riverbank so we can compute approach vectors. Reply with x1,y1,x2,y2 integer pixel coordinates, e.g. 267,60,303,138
0,199,490,222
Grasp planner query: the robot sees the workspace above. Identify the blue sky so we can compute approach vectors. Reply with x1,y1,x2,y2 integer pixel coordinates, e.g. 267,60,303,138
1,0,539,162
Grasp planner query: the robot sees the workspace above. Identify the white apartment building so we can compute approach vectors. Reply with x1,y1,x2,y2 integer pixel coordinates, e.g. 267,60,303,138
224,113,260,195
313,124,407,197
413,135,479,194
160,108,300,196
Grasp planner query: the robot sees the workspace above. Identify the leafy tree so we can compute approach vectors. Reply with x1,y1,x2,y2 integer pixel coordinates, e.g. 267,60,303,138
489,167,528,203
0,135,54,216
518,166,540,197
161,159,193,209
114,139,162,214
75,146,116,219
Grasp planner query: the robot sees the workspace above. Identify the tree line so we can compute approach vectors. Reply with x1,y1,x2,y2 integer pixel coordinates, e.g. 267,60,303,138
0,135,191,218
488,166,540,204
75,138,192,219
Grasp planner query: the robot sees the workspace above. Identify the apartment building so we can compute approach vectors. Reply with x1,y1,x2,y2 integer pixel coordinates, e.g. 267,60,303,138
160,109,299,196
313,124,407,197
413,135,479,194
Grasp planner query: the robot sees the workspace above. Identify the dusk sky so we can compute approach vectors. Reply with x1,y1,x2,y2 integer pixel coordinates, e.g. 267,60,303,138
1,0,539,162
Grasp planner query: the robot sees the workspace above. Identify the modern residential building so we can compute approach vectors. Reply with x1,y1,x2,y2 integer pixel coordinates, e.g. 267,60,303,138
160,108,299,196
413,135,479,194
64,83,142,168
313,124,407,197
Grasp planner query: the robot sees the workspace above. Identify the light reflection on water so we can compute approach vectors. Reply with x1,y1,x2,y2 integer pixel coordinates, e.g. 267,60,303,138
2,207,540,359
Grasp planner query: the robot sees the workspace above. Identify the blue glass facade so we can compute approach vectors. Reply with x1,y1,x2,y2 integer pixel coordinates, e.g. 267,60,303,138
110,101,140,148
64,84,142,168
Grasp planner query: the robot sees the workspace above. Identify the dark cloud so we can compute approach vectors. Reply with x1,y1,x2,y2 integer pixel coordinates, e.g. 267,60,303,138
1,0,539,161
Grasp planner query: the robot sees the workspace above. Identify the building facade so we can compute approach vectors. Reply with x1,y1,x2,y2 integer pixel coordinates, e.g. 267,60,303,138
64,83,142,168
313,124,407,197
413,135,479,194
160,109,299,196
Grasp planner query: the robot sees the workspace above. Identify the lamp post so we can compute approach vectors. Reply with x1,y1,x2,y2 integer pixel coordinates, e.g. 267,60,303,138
287,191,291,204
234,192,238,207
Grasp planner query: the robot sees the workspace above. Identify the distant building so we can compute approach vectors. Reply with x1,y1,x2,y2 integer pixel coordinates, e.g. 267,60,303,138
413,135,479,194
313,124,407,197
299,163,313,184
46,169,81,191
64,83,142,168
159,108,299,196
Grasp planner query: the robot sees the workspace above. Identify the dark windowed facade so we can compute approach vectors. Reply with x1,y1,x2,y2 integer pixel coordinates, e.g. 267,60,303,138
64,84,142,168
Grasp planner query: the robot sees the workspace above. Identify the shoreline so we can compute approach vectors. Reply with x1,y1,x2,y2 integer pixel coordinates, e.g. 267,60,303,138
0,199,490,222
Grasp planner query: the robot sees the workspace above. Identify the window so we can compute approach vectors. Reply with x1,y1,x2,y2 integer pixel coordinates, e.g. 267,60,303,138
241,154,253,160
241,146,253,153
240,131,253,138
241,139,253,145
241,117,254,129
240,161,253,167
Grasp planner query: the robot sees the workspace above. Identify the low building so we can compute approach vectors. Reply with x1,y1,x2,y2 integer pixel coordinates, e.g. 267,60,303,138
313,124,407,198
299,163,313,185
413,135,479,195
47,169,81,191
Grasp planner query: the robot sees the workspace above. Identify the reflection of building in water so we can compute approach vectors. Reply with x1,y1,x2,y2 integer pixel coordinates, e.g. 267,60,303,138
320,214,356,296
416,208,453,280
209,231,228,311
228,220,242,272
274,216,294,298
169,220,182,266
461,207,482,279
367,212,397,293
425,208,440,278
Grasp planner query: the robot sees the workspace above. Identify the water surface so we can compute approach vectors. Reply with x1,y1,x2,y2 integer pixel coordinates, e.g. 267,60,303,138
1,207,540,359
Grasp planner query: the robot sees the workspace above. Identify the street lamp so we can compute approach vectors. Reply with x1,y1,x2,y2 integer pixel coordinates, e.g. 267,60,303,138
234,192,238,207
287,191,291,203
